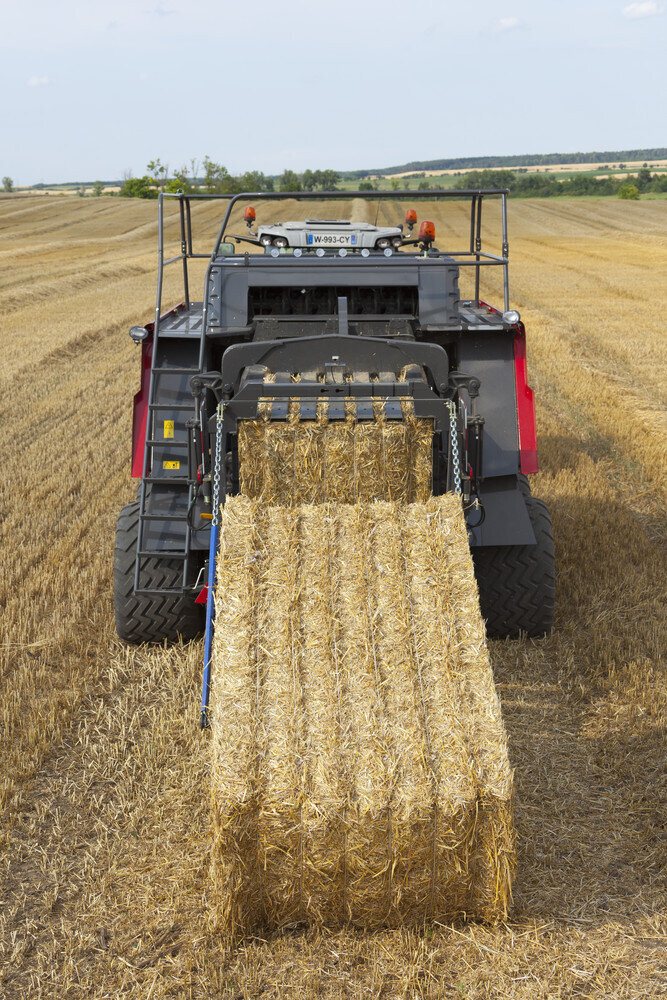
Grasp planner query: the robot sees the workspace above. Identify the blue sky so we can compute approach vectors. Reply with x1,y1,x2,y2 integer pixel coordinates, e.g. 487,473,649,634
2,0,666,184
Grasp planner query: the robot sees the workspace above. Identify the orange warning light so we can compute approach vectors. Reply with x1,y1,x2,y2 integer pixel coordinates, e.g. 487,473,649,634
419,220,435,241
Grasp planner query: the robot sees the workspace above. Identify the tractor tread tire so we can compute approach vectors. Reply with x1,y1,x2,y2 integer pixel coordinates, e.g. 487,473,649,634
114,501,204,645
472,494,555,639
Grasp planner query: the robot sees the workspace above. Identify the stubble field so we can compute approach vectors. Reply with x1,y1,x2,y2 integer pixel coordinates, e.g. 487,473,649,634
0,194,665,998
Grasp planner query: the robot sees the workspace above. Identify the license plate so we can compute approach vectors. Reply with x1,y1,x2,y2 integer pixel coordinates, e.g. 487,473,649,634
306,232,357,246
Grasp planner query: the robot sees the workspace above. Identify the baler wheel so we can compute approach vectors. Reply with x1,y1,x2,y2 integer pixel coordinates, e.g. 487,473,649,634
472,493,555,639
113,501,204,644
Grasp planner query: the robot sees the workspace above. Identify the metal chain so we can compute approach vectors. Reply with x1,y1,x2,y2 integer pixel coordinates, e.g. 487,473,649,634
448,400,462,494
212,402,224,526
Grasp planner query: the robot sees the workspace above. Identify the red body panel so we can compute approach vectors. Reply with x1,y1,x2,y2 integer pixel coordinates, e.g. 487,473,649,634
513,325,538,474
131,333,153,478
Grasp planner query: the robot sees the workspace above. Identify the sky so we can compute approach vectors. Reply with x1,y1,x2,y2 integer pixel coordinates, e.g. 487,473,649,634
1,0,666,185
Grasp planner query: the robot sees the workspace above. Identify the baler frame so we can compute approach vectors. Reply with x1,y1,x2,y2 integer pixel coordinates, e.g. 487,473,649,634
134,190,513,601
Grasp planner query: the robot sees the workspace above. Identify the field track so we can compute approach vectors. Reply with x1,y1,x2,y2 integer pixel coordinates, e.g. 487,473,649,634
0,194,665,998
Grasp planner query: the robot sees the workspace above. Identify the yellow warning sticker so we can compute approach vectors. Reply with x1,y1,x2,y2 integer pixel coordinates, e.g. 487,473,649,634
163,460,180,470
163,420,174,439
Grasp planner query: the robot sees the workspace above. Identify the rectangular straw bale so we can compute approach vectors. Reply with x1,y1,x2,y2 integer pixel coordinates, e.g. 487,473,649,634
237,403,433,504
432,500,516,920
210,494,515,933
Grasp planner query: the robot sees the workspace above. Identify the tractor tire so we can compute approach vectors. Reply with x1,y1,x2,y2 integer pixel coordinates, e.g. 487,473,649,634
114,501,204,644
472,494,555,639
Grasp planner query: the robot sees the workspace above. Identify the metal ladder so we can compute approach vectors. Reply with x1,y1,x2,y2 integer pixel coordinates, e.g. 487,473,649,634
134,364,199,598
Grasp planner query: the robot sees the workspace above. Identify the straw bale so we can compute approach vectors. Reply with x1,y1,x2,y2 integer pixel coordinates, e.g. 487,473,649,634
210,494,515,933
237,398,433,504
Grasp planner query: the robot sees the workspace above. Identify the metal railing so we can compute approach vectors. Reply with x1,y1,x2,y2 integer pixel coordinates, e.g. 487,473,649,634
153,188,512,338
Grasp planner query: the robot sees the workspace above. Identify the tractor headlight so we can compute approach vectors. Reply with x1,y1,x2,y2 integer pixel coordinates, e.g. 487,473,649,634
260,234,273,246
502,310,521,325
129,325,148,344
376,237,390,249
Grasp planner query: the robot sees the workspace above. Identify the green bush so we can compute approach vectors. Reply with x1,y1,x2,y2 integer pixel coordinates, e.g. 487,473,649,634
617,184,639,200
119,176,157,199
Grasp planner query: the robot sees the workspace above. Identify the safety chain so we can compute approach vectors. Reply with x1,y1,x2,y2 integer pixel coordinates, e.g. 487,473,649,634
448,400,462,494
212,402,224,526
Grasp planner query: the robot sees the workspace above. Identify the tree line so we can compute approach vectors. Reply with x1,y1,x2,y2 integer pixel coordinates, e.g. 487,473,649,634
4,160,664,201
346,148,667,178
452,168,667,199
119,159,341,198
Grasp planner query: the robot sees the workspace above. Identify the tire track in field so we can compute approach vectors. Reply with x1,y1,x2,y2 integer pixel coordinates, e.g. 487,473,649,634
1,261,153,313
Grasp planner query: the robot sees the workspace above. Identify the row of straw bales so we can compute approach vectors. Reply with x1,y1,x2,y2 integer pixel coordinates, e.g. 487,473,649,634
211,494,514,933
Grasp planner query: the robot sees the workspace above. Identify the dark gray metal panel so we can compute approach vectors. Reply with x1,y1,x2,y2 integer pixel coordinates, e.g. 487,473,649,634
458,333,519,477
245,264,420,288
220,336,450,394
209,257,465,333
468,477,536,547
206,268,249,328
418,264,460,327
158,303,204,336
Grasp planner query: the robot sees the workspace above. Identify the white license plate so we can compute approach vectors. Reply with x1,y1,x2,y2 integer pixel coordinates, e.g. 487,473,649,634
306,232,357,246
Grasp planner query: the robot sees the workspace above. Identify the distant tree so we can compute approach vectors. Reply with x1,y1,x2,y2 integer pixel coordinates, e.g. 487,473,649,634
239,170,272,192
358,180,376,191
165,175,191,195
301,169,316,191
617,184,639,200
189,158,200,190
636,168,652,191
202,156,232,193
319,169,339,190
147,158,169,192
165,165,195,194
279,169,301,192
2,176,13,192
418,180,430,190
390,178,401,190
93,180,104,197
119,175,157,198
460,169,516,189
77,185,86,197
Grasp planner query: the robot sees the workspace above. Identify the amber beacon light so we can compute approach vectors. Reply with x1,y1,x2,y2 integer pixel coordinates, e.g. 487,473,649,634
419,220,436,242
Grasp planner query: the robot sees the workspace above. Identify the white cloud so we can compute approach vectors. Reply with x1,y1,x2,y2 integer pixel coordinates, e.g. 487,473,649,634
147,2,175,15
26,76,51,87
622,1,663,17
494,17,521,32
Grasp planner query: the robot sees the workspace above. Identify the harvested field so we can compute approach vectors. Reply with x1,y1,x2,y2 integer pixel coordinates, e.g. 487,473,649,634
210,496,513,933
0,194,665,998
